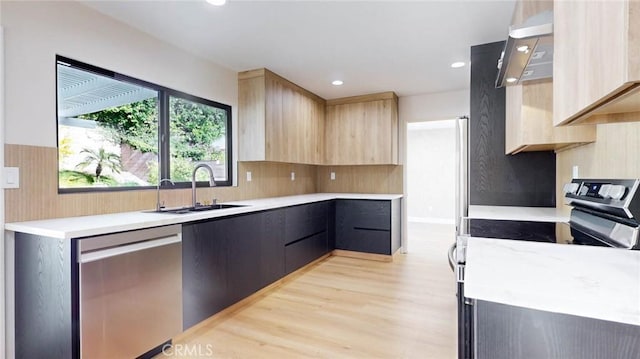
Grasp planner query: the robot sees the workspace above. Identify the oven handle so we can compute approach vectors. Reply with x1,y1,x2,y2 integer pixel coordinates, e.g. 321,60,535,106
79,234,181,264
448,242,457,272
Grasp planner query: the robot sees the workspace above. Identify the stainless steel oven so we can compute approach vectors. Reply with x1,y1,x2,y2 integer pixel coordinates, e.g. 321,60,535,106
78,225,183,358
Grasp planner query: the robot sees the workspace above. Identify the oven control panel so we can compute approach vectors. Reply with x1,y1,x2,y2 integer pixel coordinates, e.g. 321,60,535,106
563,179,640,220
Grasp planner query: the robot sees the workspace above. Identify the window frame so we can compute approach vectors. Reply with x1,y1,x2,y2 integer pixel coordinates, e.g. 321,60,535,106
56,55,233,193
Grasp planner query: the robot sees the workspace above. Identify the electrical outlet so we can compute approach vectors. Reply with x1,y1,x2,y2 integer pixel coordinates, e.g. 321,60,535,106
3,167,19,189
291,172,295,181
330,172,336,180
246,171,252,182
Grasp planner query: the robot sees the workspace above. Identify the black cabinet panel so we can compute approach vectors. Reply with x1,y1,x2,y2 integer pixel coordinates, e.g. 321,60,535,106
469,219,556,242
469,41,556,207
259,209,286,288
327,200,336,251
284,201,329,244
15,233,75,359
182,221,229,330
342,200,391,230
283,202,330,274
338,228,390,255
390,198,401,254
476,300,640,359
335,200,394,255
226,214,262,304
284,232,328,274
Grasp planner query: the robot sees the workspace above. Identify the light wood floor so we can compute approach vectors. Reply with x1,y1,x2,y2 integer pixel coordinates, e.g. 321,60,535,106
165,223,457,358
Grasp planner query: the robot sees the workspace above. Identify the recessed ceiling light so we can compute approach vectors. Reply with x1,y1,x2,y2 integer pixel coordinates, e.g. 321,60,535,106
450,61,466,68
506,77,518,83
332,80,344,86
206,0,226,6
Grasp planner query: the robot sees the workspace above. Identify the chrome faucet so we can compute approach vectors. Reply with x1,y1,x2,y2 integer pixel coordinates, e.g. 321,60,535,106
156,178,175,211
192,163,216,207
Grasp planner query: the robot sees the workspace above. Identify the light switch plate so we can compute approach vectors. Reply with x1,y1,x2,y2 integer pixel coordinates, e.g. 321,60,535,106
3,167,20,189
572,165,579,179
291,172,295,181
246,171,252,182
330,172,336,180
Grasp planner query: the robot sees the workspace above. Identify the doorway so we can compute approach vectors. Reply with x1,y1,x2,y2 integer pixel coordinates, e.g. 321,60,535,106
406,119,457,253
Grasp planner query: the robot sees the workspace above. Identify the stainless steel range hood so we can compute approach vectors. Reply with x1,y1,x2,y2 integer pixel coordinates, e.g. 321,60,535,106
496,10,553,88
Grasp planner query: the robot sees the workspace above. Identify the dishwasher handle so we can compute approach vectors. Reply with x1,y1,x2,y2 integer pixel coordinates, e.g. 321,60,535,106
447,242,457,272
79,234,181,264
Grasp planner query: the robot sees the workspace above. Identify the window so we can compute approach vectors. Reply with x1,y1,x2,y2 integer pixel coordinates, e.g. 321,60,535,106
56,56,232,192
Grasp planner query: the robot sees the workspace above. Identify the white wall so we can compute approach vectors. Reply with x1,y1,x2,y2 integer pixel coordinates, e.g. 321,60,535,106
399,89,469,123
0,4,6,356
1,1,237,148
406,121,456,224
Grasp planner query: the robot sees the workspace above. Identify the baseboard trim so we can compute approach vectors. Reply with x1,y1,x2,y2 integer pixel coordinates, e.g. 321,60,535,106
408,216,455,225
331,249,393,262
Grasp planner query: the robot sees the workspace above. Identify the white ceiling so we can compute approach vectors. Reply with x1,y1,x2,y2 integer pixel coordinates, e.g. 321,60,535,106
82,0,515,99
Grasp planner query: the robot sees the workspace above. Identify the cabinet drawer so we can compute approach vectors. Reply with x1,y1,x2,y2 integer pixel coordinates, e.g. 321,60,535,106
284,232,328,274
285,202,328,244
336,228,391,255
336,200,391,231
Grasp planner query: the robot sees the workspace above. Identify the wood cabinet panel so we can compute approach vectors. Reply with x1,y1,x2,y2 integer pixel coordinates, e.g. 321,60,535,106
553,0,640,125
505,81,596,154
239,68,325,164
325,92,399,165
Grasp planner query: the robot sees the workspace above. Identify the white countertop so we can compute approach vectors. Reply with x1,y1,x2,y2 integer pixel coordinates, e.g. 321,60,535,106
4,193,402,239
468,205,569,222
464,237,640,326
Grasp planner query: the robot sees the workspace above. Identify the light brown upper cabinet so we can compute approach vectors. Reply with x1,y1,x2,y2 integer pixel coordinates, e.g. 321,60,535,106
325,92,399,165
238,69,325,164
554,0,640,126
506,81,596,154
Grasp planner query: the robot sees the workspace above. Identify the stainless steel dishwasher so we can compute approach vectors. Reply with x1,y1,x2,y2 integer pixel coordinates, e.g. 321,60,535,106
78,224,183,358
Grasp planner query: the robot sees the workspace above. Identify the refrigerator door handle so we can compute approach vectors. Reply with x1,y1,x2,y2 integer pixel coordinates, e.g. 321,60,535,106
448,242,457,271
455,115,469,234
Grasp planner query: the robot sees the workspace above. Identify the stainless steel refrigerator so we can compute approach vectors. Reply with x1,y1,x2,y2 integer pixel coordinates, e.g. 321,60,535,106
449,115,472,359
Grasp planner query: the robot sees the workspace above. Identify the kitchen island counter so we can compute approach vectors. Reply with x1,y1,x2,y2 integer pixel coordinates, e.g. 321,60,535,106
464,237,640,326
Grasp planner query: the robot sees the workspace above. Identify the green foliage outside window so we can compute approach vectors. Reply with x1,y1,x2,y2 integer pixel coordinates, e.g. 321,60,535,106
80,97,226,162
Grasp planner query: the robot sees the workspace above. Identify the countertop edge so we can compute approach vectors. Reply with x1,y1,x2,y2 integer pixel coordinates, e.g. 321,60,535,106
468,205,569,223
5,193,403,239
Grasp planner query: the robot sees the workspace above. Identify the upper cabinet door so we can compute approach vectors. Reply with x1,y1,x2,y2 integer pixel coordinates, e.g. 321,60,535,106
505,81,596,154
238,69,325,164
325,92,399,165
553,0,640,126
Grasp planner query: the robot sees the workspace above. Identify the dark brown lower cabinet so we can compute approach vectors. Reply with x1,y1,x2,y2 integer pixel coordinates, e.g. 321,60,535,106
182,208,286,330
475,300,640,359
335,198,401,255
13,198,399,358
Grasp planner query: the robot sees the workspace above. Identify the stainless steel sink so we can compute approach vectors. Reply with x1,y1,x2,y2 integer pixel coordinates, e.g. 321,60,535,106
147,204,247,214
